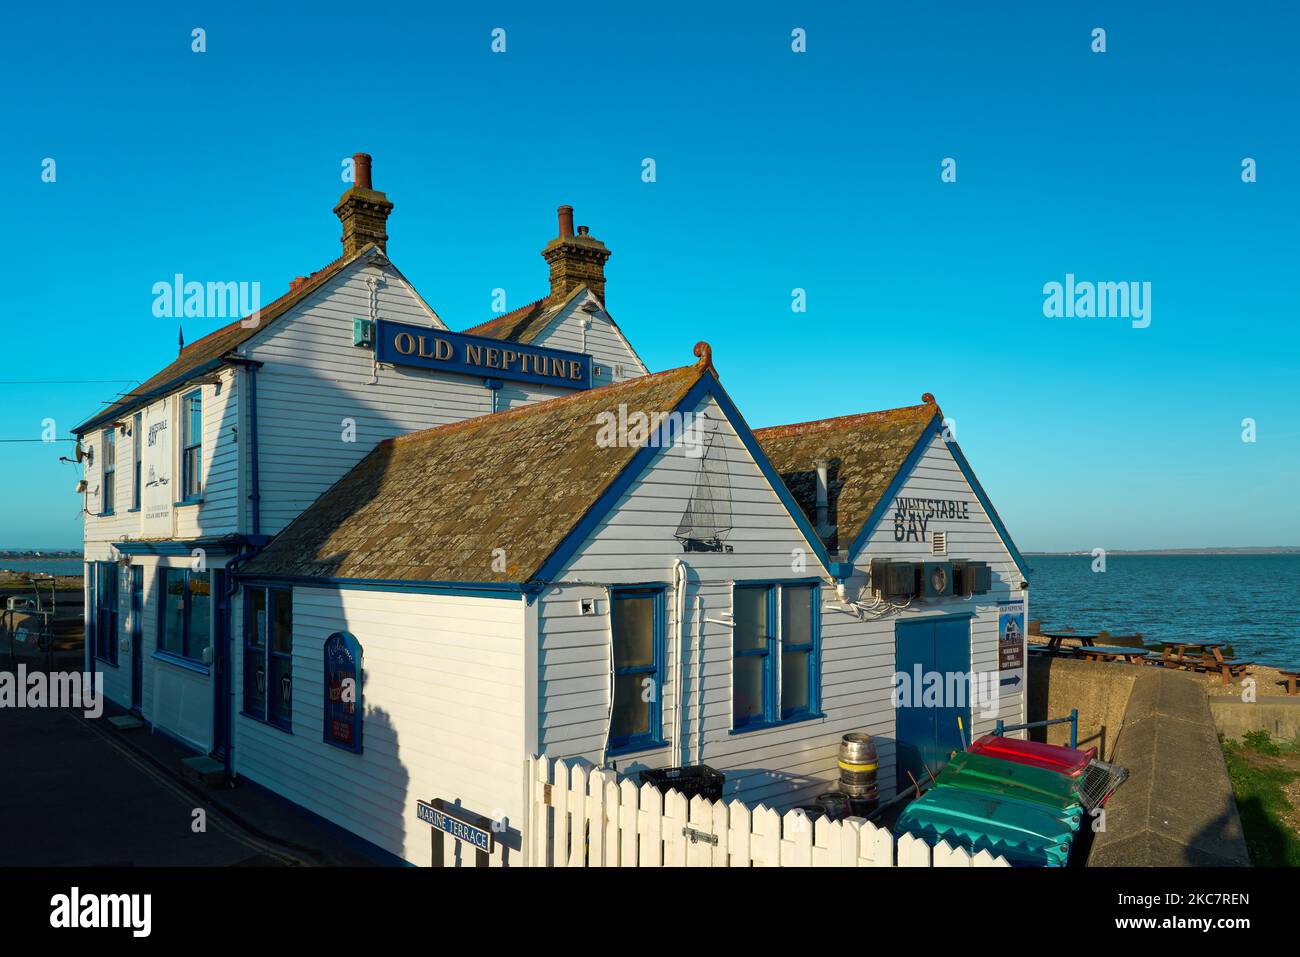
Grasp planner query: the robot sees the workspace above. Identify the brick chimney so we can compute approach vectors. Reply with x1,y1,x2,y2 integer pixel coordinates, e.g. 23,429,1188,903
541,205,611,303
334,153,394,256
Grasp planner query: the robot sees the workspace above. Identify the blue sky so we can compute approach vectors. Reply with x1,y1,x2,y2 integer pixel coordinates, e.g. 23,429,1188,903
2,1,1297,550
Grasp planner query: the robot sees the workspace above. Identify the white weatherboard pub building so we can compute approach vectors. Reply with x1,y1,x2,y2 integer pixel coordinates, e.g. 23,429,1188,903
73,155,1029,866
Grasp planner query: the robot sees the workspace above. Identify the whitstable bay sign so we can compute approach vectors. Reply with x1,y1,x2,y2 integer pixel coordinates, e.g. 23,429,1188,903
376,319,592,390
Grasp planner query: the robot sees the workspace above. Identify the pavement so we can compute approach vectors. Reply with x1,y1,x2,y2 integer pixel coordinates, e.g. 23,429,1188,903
0,683,387,867
1088,666,1251,867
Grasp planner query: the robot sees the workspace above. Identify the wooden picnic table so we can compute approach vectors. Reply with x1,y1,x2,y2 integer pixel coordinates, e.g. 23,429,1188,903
1279,671,1300,696
1154,641,1251,685
1160,641,1225,664
1076,645,1151,665
1040,632,1101,654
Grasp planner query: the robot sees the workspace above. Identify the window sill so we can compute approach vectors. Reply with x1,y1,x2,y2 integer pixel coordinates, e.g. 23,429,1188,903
100,511,115,518
728,712,825,736
605,740,669,758
127,507,140,514
151,650,210,676
241,710,292,735
173,497,204,507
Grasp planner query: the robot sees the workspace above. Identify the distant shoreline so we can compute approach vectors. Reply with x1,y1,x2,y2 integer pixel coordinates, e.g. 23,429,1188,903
1027,548,1300,557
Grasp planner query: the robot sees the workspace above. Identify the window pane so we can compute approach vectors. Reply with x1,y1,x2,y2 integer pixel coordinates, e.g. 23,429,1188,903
162,572,185,655
612,594,654,669
733,586,768,652
270,653,292,727
733,655,765,724
188,572,211,660
270,590,293,654
782,586,813,648
244,589,267,717
782,651,810,717
610,673,651,741
187,395,202,443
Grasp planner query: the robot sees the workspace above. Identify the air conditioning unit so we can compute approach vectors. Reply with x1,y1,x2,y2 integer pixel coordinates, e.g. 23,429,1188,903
352,318,374,347
870,559,917,600
921,561,954,599
953,560,992,596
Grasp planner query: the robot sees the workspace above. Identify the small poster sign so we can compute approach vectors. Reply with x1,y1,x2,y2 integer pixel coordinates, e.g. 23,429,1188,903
998,600,1025,671
323,631,363,752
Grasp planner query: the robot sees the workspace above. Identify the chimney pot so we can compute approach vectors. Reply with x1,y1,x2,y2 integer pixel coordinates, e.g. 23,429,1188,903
353,153,373,191
542,206,611,303
334,152,393,255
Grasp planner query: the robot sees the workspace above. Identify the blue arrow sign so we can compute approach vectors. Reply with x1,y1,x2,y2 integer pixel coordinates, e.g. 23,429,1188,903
999,674,1022,687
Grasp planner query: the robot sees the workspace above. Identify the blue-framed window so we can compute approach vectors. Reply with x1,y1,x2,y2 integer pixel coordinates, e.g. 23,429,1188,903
92,562,119,666
131,412,143,510
243,585,293,731
101,428,116,515
180,389,202,502
158,567,211,663
607,587,666,754
324,631,363,752
732,582,820,730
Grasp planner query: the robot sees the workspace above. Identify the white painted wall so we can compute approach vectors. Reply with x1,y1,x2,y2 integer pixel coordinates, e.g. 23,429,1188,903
535,416,1026,811
232,586,529,866
523,290,648,387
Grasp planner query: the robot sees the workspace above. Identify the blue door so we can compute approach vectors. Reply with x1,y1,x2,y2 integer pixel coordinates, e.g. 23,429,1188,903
130,565,143,713
895,616,971,792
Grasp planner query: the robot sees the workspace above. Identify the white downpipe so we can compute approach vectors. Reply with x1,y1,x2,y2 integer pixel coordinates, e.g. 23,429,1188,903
671,559,687,764
599,586,615,767
694,594,704,766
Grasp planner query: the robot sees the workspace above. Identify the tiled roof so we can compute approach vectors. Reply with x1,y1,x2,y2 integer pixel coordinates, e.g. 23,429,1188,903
241,358,710,584
72,246,373,434
459,285,596,344
753,399,939,552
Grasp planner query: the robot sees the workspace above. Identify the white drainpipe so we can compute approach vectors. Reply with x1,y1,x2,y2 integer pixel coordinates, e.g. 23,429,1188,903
672,559,688,764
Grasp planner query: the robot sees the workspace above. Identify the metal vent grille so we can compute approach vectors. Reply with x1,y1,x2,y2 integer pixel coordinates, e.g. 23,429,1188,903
932,531,947,555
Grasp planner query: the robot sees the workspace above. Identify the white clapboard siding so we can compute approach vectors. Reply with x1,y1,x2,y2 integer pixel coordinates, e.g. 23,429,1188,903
536,391,848,809
232,586,528,867
528,756,1010,868
535,395,1027,809
519,291,648,386
854,429,1029,753
242,260,501,535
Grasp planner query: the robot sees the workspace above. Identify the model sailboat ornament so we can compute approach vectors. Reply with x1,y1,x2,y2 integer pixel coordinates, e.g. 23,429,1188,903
675,424,734,553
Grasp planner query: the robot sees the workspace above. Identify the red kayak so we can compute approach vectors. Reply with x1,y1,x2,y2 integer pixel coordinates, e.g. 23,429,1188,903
968,735,1096,778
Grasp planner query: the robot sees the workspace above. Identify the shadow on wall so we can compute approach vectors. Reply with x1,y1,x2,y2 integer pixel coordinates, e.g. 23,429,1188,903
1027,656,1137,762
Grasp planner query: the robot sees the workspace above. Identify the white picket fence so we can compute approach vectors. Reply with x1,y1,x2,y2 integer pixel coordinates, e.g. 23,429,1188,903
528,756,1009,868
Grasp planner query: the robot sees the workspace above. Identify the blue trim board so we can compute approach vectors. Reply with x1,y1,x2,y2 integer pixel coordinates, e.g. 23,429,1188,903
843,414,1030,580
113,536,244,557
533,372,833,584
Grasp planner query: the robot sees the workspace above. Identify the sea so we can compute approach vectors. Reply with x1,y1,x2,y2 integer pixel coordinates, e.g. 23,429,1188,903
1028,554,1300,668
0,559,83,577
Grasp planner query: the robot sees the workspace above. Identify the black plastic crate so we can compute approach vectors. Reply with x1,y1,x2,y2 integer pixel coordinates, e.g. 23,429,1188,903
639,765,726,802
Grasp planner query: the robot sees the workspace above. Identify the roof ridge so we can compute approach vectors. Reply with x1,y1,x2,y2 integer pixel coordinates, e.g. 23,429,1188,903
753,400,936,438
387,361,700,448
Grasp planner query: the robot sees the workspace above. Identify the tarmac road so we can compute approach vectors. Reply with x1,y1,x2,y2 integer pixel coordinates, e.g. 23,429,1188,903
0,704,295,867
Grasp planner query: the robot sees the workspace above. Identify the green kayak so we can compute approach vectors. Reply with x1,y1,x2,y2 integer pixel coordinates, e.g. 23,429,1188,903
894,787,1079,867
934,751,1084,816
